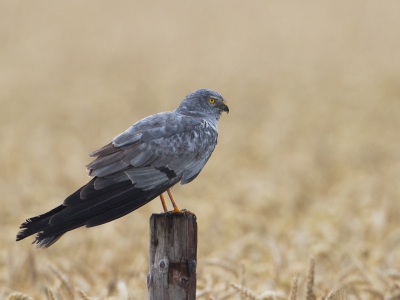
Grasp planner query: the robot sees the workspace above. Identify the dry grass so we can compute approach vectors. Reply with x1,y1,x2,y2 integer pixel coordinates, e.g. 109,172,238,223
1,0,400,299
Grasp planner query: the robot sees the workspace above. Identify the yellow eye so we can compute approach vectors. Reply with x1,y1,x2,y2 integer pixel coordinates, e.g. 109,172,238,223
208,98,216,104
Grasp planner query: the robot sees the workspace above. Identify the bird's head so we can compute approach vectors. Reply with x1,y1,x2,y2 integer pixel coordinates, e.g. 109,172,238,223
176,89,229,121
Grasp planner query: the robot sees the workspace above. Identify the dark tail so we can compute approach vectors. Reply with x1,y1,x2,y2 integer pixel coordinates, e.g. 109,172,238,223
16,177,177,248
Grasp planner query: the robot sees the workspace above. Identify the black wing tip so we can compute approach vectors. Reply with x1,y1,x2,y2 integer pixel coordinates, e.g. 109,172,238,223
16,218,35,241
33,234,64,248
16,205,68,244
16,229,27,241
17,232,65,248
16,226,65,248
19,217,38,228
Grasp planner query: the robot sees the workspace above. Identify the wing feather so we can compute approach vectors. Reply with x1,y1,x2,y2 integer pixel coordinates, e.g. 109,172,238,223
86,117,216,189
89,143,119,157
124,167,180,190
93,173,130,189
86,151,124,169
89,160,130,177
130,151,154,167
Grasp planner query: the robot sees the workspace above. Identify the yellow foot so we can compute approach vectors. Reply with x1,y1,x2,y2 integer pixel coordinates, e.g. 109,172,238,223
168,207,195,215
171,206,181,213
167,188,182,213
181,208,195,216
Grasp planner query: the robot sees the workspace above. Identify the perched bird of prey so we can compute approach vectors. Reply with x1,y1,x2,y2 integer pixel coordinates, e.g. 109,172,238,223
16,89,229,248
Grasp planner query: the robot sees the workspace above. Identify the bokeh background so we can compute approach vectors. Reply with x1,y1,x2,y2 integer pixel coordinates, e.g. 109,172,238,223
1,1,400,299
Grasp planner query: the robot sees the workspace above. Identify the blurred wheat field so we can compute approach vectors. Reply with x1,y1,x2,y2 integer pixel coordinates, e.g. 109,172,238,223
1,0,400,299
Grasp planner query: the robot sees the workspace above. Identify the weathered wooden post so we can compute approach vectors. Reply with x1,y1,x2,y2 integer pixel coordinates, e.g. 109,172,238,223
147,212,197,300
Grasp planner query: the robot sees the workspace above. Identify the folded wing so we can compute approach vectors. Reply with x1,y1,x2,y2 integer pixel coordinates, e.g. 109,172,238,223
16,112,218,247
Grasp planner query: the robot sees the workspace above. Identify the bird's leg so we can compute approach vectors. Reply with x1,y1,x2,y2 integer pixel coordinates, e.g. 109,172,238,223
159,193,168,212
167,189,181,213
166,189,195,215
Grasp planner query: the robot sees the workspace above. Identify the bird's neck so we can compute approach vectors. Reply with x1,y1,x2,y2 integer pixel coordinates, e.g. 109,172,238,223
174,109,219,131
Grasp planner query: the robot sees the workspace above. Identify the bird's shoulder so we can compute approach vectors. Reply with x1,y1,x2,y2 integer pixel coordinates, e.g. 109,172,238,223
112,111,211,148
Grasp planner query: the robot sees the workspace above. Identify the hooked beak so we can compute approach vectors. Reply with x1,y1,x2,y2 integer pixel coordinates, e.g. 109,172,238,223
222,100,229,114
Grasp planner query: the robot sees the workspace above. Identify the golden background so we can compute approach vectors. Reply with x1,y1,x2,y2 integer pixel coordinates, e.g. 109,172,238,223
1,1,400,299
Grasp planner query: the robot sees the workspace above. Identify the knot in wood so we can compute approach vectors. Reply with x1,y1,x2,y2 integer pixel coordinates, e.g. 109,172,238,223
170,258,192,288
155,258,169,275
179,277,189,287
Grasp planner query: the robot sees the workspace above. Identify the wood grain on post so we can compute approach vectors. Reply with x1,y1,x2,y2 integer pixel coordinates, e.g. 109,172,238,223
147,212,197,300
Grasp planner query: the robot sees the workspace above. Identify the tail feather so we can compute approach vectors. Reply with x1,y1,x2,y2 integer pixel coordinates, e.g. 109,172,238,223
63,177,130,205
50,186,139,225
16,177,180,248
86,187,169,228
35,234,65,248
16,205,67,241
35,217,89,241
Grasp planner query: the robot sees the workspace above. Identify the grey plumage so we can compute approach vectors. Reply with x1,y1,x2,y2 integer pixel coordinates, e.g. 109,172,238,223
16,89,229,248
